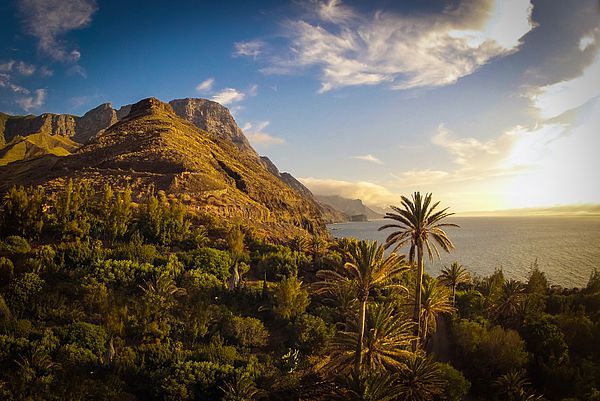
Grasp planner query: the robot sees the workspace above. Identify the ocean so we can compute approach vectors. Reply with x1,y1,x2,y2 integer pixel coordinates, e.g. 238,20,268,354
327,216,600,288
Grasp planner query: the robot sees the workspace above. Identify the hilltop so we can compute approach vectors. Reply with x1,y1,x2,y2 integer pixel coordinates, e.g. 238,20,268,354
0,97,327,240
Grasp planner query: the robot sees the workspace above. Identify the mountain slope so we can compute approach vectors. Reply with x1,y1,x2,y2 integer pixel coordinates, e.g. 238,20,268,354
0,98,326,240
0,132,79,166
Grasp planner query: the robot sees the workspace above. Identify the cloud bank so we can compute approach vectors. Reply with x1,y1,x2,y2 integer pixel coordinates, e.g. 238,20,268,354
248,0,534,92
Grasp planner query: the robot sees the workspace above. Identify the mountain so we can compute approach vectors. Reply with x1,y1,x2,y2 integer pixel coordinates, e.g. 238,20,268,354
0,98,328,240
259,156,347,224
314,194,382,220
0,98,263,165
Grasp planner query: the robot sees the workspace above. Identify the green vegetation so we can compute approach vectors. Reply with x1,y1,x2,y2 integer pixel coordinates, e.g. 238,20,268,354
1,184,599,400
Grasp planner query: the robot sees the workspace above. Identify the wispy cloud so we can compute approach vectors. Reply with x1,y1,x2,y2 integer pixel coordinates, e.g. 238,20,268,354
0,60,15,72
242,121,285,146
15,61,36,76
196,77,215,93
17,88,47,111
17,0,98,62
248,0,534,92
233,40,264,58
352,154,383,165
211,88,245,105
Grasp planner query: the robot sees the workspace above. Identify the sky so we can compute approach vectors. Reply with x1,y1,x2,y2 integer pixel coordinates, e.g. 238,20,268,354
0,0,599,212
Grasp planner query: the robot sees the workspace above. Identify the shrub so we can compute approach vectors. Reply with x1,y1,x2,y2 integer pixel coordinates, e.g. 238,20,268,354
223,315,269,347
0,236,31,254
182,247,232,281
438,362,471,401
272,275,309,321
290,313,334,353
56,322,108,357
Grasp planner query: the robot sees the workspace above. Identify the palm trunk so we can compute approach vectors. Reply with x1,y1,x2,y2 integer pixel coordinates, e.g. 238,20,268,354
452,284,456,308
413,244,424,351
355,298,366,375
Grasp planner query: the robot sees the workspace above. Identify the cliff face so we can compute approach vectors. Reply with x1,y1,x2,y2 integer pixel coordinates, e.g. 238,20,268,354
0,98,327,240
169,98,255,154
74,103,119,143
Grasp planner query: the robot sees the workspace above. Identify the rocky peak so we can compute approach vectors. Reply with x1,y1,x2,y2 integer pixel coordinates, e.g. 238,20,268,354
169,98,255,154
127,97,175,118
74,102,118,143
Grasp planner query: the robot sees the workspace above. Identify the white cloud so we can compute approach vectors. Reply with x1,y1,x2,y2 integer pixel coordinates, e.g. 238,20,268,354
579,35,595,51
211,88,245,105
17,0,97,62
196,77,214,93
39,66,54,77
352,154,383,165
247,84,258,97
233,40,264,58
260,0,533,92
15,61,36,76
0,73,29,94
432,123,517,169
317,0,355,23
242,121,285,146
17,88,47,111
532,53,600,119
0,60,15,72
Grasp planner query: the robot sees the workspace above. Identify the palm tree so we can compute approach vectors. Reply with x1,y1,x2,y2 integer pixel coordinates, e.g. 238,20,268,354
419,277,454,341
379,192,457,349
396,353,446,401
335,371,401,401
220,371,259,401
315,240,408,374
326,302,414,374
438,262,469,307
495,279,526,324
493,370,542,401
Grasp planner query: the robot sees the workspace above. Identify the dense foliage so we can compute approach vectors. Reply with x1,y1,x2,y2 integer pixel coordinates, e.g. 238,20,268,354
0,183,598,400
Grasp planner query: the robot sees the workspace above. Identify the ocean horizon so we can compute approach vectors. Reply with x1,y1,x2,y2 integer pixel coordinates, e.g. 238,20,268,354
328,215,600,288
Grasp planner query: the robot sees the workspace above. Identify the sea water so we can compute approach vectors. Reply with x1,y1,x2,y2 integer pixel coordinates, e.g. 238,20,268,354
328,216,600,288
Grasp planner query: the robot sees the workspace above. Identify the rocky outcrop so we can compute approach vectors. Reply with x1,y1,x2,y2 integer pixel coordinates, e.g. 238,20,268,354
2,113,78,143
74,103,118,143
169,98,255,154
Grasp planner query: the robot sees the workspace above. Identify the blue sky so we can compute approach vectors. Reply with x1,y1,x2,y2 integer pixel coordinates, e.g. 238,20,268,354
1,0,599,212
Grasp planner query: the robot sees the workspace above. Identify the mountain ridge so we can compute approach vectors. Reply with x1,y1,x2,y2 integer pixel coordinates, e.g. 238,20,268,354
0,97,328,240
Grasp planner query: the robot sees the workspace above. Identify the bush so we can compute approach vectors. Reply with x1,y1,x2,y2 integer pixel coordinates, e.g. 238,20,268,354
290,313,333,353
161,361,234,401
272,275,309,321
223,315,269,347
438,362,471,401
182,247,232,281
57,322,108,357
0,236,31,254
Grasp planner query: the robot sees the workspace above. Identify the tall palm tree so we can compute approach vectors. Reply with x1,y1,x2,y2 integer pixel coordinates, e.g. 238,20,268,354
438,262,470,307
326,302,415,374
379,192,457,349
419,277,454,341
315,240,408,374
